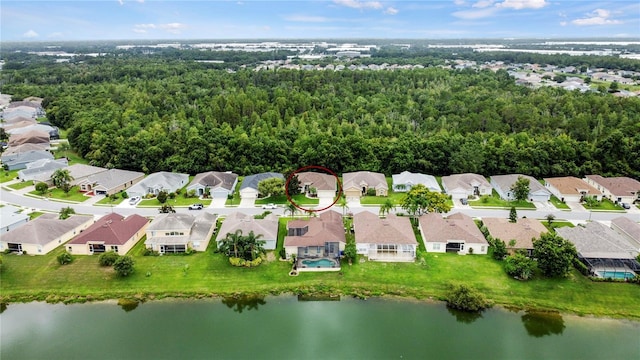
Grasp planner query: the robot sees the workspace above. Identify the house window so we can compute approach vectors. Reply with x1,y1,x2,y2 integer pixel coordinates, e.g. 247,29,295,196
433,243,441,250
376,244,397,254
68,246,72,252
111,246,119,253
481,246,486,252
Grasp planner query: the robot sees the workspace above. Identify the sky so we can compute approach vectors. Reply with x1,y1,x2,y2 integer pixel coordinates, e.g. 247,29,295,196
1,0,639,41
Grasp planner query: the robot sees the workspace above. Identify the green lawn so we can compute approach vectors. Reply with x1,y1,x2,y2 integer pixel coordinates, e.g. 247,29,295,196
469,190,536,209
360,191,406,205
549,195,571,210
225,176,243,206
95,196,126,206
255,194,319,205
0,170,19,183
28,211,46,220
54,149,89,166
1,244,639,319
583,198,625,212
29,186,89,203
543,221,575,232
7,181,34,190
139,197,212,207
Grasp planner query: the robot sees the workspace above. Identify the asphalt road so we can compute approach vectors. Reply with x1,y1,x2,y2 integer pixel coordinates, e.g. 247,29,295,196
2,186,639,223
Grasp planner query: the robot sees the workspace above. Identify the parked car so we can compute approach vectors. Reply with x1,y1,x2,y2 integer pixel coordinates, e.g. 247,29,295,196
189,203,204,210
129,196,141,205
262,203,277,209
620,203,630,209
460,198,468,205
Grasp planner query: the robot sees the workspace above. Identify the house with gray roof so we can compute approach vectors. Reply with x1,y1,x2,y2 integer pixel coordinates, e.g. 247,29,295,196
392,171,441,192
343,171,388,198
187,171,238,198
0,213,93,255
65,164,108,187
490,174,551,202
418,212,488,255
216,211,278,250
353,211,417,262
610,217,640,251
0,205,29,233
556,222,640,275
145,212,217,253
441,173,492,199
1,149,54,170
239,172,284,199
77,168,144,196
17,158,68,182
1,143,48,157
127,171,189,199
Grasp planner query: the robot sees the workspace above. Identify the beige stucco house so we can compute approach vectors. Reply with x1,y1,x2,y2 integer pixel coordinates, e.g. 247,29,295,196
342,171,388,198
418,212,488,255
67,213,149,255
145,212,216,253
353,211,416,262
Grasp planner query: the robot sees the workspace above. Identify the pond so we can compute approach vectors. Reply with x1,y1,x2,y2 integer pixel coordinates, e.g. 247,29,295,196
1,296,638,360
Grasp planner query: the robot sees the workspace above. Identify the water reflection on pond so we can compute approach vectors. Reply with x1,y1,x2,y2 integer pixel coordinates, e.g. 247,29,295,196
1,296,638,360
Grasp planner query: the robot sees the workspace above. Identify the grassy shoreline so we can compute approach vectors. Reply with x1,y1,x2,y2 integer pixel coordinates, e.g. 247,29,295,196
1,247,639,320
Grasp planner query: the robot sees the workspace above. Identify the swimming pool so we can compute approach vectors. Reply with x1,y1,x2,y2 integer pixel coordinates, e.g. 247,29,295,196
301,258,337,268
597,270,636,280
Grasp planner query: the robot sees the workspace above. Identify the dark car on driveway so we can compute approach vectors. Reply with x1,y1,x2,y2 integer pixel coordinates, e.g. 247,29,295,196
189,203,204,210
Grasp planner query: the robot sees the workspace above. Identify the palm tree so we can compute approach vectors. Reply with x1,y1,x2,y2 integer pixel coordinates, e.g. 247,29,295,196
220,229,243,258
243,231,266,261
338,195,349,217
51,168,74,194
379,198,395,218
285,203,297,218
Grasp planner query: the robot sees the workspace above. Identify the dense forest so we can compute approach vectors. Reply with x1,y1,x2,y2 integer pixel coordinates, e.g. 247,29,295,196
2,54,639,178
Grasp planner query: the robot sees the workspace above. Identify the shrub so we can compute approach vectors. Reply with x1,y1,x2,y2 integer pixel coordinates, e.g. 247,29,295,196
57,251,73,265
157,190,168,204
481,196,489,203
98,251,119,266
573,258,589,276
113,256,135,277
120,191,128,199
504,252,535,280
279,248,286,260
35,182,49,195
366,188,377,196
492,239,507,260
143,248,160,256
168,192,176,199
445,284,491,312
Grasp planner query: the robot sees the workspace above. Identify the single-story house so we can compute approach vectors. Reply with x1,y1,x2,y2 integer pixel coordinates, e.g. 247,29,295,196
0,205,29,233
584,175,640,205
0,213,94,255
544,176,602,202
353,211,417,262
145,212,217,254
187,171,238,198
67,213,149,255
239,172,285,199
490,174,551,202
7,130,50,147
1,115,37,125
2,118,37,131
418,212,488,255
556,222,640,275
391,171,441,192
342,171,388,197
1,143,48,157
17,158,68,182
127,171,189,199
610,217,640,251
216,211,279,250
284,210,345,264
441,173,492,199
64,164,108,187
482,217,548,256
2,106,38,120
296,171,337,201
1,149,54,171
77,168,144,195
6,123,59,140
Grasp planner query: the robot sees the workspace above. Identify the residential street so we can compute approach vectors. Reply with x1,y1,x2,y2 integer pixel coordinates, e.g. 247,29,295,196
1,186,639,223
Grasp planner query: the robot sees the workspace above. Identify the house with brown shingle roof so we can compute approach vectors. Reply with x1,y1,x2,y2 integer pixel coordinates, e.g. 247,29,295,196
0,213,94,255
418,212,488,254
482,217,548,256
544,176,602,202
342,171,388,198
353,212,416,262
296,171,337,201
441,173,492,200
66,213,150,255
7,129,49,147
584,175,640,205
216,211,279,250
610,217,640,251
187,171,238,198
284,210,345,262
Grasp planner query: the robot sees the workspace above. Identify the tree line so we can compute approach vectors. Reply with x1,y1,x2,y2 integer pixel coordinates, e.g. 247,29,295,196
2,55,639,178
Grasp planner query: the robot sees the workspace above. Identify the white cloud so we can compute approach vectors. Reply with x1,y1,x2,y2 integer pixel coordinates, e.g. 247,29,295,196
495,0,547,10
284,15,330,23
158,23,186,34
454,0,467,5
333,0,383,10
118,0,123,5
473,1,494,9
572,9,622,26
384,7,399,15
452,7,498,19
560,21,567,26
23,29,39,38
